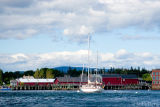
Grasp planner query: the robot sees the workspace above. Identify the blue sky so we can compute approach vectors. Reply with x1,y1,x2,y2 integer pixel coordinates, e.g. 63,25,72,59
0,0,160,71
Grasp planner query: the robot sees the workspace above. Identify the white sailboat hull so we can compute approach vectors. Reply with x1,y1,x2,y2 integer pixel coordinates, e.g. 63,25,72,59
80,85,103,93
80,88,103,93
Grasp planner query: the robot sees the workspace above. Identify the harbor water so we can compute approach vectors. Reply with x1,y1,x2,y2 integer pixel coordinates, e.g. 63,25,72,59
0,90,160,107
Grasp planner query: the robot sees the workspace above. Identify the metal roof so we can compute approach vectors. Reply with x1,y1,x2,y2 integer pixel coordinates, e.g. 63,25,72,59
101,74,121,78
121,75,137,79
17,78,55,83
102,74,137,79
57,77,88,82
57,75,102,83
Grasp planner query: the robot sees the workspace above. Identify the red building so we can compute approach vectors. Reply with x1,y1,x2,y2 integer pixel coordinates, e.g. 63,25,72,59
152,69,160,90
102,74,139,85
10,76,55,86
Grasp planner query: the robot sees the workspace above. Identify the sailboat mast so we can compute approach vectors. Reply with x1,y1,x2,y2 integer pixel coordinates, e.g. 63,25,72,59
80,64,84,85
88,34,90,83
96,50,98,84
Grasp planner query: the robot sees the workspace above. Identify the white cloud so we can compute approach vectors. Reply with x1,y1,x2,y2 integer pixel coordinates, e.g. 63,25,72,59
121,35,160,40
116,49,128,57
79,25,93,35
63,25,93,42
101,53,114,61
0,49,160,71
63,29,70,35
11,53,28,59
0,29,38,39
1,0,160,42
63,25,93,36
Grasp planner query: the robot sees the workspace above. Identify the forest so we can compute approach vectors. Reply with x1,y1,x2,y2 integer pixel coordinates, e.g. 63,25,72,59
0,67,152,85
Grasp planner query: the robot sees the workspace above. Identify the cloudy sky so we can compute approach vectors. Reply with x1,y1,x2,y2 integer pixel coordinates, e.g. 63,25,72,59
0,0,160,71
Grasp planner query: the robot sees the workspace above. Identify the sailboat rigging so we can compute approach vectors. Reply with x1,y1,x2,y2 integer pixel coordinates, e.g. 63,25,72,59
79,34,103,93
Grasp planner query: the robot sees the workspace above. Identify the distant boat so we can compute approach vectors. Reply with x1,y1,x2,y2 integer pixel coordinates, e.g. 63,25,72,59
79,34,103,93
0,87,11,91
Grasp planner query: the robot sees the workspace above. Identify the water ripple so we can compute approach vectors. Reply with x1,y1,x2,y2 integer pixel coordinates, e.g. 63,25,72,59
0,90,160,107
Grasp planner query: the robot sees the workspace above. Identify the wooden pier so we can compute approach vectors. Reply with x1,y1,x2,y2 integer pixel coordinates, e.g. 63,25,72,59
11,84,80,90
104,84,151,90
11,83,151,90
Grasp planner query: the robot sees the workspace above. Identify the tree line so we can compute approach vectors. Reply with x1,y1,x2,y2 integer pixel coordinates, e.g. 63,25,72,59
0,67,152,85
106,67,152,82
0,68,64,85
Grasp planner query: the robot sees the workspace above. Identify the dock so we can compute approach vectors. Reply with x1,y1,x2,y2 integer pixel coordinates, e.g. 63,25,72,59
11,84,79,90
104,84,151,90
11,84,151,90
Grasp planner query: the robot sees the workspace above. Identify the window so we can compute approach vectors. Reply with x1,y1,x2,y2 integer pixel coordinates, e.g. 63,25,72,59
157,81,159,84
153,81,155,84
153,76,155,80
156,77,159,80
156,72,159,75
153,72,155,75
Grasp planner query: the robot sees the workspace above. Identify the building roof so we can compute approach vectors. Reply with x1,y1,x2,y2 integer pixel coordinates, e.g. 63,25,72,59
152,69,160,71
57,77,88,82
102,74,138,79
13,76,55,83
101,74,121,78
17,78,55,83
56,75,102,83
121,75,137,79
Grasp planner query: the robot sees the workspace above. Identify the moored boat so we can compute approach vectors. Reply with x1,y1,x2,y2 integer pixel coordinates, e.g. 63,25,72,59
0,86,11,91
80,34,103,93
80,84,103,93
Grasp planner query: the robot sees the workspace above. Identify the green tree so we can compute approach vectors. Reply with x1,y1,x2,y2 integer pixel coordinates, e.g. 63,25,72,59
34,69,40,78
3,72,14,84
142,73,152,81
46,69,54,78
13,71,23,79
24,70,34,76
34,68,63,78
53,69,64,77
39,68,48,78
67,68,81,77
0,69,3,85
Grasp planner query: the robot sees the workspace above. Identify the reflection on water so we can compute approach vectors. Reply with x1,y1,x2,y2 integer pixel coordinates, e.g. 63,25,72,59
0,90,160,107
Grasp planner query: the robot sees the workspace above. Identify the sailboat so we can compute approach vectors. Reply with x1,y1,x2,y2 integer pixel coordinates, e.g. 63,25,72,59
79,34,103,93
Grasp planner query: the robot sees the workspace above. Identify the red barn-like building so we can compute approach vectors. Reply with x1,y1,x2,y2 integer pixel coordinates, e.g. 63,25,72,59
10,76,55,86
102,74,139,85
